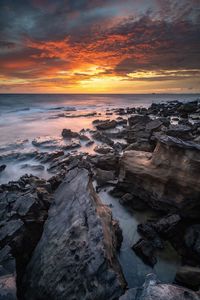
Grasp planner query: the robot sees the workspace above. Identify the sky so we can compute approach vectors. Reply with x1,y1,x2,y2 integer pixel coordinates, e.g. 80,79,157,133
0,0,200,94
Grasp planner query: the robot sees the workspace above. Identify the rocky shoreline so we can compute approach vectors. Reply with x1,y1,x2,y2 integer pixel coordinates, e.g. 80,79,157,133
0,100,200,299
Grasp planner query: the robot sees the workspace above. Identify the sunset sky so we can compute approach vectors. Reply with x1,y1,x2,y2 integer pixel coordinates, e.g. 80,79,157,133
0,0,200,93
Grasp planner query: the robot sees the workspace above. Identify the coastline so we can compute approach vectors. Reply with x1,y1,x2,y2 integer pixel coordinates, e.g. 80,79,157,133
0,97,200,299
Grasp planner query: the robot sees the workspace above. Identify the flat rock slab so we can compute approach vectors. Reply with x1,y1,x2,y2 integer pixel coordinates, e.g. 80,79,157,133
22,167,125,300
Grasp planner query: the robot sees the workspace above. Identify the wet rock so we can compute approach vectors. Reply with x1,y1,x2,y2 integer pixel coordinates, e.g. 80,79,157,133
36,150,64,163
0,164,6,173
95,168,116,185
145,119,163,132
132,239,157,266
85,140,94,147
128,115,150,128
61,128,79,138
79,134,90,141
125,141,154,152
22,167,125,300
119,273,200,300
20,164,44,171
90,153,119,172
166,124,193,140
175,266,200,290
92,131,114,146
94,145,113,155
184,225,200,259
96,120,117,130
119,193,147,211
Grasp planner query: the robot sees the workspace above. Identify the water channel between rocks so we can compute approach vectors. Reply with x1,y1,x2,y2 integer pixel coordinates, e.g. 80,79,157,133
98,186,181,288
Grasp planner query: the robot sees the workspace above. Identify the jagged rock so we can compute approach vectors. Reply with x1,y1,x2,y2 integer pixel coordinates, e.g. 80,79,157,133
145,119,163,132
92,131,114,146
119,273,200,300
117,135,200,217
94,145,113,155
90,153,119,171
132,239,157,266
184,225,200,259
119,193,147,210
166,124,193,140
61,128,79,138
79,134,90,141
20,164,44,171
96,120,117,130
35,150,64,163
125,141,154,152
95,168,115,185
0,164,6,173
22,167,125,300
0,175,55,299
175,266,200,290
128,115,150,128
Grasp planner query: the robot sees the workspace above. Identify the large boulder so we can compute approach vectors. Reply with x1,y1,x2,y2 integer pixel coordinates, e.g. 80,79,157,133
22,167,125,300
175,266,200,290
119,274,200,300
118,135,200,217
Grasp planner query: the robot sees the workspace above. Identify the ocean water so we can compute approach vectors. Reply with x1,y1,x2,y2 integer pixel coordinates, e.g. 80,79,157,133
0,93,199,145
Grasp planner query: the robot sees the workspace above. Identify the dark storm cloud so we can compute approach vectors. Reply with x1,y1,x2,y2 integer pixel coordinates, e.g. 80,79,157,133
0,0,200,89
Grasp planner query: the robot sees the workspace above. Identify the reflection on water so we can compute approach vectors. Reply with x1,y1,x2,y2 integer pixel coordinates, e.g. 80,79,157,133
98,187,181,288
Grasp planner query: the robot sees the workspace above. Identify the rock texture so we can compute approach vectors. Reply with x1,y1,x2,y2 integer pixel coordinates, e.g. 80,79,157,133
119,274,200,300
117,135,200,217
22,167,125,300
0,175,54,300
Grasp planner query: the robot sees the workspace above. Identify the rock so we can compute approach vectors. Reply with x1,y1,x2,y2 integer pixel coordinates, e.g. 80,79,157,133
166,125,193,140
145,119,163,132
175,266,200,290
79,134,90,141
36,150,64,163
92,131,114,146
96,120,117,130
20,164,45,171
90,153,119,171
0,175,55,299
184,225,200,259
0,164,6,172
95,168,115,185
119,273,200,300
125,141,154,152
128,115,150,128
94,145,113,155
61,128,79,138
132,239,157,266
117,135,200,217
22,167,125,300
85,140,94,147
119,193,147,211
178,101,198,114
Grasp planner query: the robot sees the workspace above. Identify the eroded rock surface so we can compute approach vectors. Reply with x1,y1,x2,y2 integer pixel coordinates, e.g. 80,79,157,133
117,135,200,217
119,274,200,300
22,167,125,300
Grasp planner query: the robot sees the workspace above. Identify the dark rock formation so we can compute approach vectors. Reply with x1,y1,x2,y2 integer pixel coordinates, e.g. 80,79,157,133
61,128,79,138
0,164,6,172
92,131,114,146
119,273,200,300
22,167,126,300
175,266,200,290
96,120,117,130
117,135,200,217
0,175,55,299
